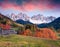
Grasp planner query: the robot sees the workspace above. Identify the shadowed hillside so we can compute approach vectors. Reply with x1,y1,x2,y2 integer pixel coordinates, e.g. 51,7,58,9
37,17,60,32
0,14,24,30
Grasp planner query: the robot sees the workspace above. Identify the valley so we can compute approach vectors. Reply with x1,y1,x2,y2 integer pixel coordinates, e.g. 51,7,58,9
0,13,60,47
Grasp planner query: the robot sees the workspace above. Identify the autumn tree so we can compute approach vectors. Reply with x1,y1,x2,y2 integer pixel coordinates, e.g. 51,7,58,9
23,29,32,36
17,27,25,35
34,28,57,40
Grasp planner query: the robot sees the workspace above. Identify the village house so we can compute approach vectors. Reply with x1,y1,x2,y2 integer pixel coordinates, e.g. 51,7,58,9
0,28,17,35
0,24,17,35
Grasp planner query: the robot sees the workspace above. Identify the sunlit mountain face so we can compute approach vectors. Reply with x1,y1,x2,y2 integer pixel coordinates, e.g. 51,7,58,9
0,0,60,17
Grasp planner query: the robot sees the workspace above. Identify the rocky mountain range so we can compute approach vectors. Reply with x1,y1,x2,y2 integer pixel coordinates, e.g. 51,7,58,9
0,13,60,31
30,14,56,24
7,13,56,24
8,13,30,21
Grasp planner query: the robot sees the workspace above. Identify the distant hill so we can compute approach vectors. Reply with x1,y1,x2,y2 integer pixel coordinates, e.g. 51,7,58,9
37,23,48,28
16,19,33,25
37,17,60,30
48,17,60,29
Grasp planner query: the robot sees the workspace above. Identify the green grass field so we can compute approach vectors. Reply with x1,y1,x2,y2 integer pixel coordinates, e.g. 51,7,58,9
0,35,60,47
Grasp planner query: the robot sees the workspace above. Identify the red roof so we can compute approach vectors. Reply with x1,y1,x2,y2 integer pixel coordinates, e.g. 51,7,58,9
0,24,11,30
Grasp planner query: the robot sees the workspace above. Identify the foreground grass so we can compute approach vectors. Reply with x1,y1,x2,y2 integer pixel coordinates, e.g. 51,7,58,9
0,35,60,47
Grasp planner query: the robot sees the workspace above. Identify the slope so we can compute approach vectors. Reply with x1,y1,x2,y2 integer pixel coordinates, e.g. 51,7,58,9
37,17,60,30
0,35,60,47
0,14,24,28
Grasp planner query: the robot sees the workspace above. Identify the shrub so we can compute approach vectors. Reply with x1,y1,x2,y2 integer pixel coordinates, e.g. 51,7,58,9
34,28,57,40
23,29,32,36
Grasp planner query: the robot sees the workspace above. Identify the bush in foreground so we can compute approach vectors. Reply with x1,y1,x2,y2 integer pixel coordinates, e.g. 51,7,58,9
34,28,57,40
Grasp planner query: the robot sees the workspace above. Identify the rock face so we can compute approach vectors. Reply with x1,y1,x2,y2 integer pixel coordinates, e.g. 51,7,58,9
10,13,30,21
8,13,56,24
30,15,56,24
34,28,57,40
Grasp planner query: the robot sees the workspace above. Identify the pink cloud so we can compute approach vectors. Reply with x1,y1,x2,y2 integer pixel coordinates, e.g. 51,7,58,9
0,1,59,11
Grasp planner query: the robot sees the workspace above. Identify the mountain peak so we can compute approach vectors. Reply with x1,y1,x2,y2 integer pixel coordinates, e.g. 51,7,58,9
9,13,30,21
5,13,56,24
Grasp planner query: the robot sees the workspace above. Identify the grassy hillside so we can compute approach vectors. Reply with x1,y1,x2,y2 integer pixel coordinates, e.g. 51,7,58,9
0,35,60,47
0,14,24,32
0,14,24,27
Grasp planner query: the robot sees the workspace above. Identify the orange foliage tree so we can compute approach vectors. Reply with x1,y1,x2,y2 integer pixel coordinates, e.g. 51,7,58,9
23,29,32,36
34,28,57,40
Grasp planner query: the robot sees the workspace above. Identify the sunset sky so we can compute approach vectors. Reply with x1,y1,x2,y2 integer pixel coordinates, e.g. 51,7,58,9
0,0,60,17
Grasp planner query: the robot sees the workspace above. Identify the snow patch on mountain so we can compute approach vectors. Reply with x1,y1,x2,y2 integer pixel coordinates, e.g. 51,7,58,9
29,19,51,24
7,13,56,24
